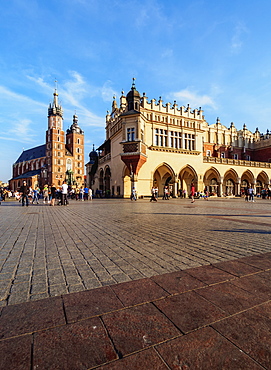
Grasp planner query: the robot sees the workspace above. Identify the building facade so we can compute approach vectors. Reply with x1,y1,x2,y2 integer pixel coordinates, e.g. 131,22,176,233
87,80,271,198
9,89,85,191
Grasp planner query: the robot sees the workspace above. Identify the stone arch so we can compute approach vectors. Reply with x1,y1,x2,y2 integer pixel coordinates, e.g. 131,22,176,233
256,171,269,194
123,165,131,198
240,170,254,193
203,167,221,196
99,168,104,194
223,168,238,196
153,163,175,197
104,166,111,197
179,165,198,194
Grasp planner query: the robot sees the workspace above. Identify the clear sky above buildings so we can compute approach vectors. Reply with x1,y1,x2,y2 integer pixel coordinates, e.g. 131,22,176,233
1,0,271,182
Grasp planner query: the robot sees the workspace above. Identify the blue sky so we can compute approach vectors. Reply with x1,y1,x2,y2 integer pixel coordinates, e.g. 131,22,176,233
1,0,271,182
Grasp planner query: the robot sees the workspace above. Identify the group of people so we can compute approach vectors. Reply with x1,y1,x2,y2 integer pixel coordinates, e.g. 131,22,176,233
149,183,208,203
17,181,93,207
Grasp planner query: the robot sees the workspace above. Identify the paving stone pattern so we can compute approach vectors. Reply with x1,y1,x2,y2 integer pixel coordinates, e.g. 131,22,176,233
0,197,271,306
1,253,271,369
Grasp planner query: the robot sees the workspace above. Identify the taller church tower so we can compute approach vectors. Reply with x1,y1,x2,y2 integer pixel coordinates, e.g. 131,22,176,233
46,88,65,186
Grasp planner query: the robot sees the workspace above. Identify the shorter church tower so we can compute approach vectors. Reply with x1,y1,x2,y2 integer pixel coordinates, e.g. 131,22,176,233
66,113,84,186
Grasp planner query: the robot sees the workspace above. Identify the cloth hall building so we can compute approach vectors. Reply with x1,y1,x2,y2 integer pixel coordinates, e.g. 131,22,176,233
9,90,85,191
87,80,271,198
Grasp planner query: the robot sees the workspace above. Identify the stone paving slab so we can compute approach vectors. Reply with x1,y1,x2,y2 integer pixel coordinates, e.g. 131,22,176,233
1,197,271,307
0,252,271,369
1,198,271,367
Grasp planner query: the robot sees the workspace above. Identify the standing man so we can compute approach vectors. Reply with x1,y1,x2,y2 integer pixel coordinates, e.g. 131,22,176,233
20,181,29,207
190,183,195,203
50,183,57,206
131,187,137,201
61,181,69,206
84,186,89,201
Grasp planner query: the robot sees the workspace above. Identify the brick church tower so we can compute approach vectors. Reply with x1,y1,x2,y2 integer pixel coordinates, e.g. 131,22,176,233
45,89,85,187
46,88,65,186
66,113,84,185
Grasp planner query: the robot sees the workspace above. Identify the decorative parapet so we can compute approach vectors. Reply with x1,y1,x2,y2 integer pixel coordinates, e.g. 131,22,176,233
203,156,271,168
98,153,111,164
121,141,147,155
149,146,201,156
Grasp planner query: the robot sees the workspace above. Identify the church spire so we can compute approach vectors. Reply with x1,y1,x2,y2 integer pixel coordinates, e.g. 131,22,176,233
48,84,63,129
48,81,63,118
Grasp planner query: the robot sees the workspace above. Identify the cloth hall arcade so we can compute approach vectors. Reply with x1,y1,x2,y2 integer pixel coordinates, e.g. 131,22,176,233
87,80,271,198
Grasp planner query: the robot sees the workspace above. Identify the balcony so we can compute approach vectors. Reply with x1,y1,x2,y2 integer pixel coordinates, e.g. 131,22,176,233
203,156,271,168
98,153,111,164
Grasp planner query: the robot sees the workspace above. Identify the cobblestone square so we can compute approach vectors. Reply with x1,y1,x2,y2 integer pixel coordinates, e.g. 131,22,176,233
0,197,270,306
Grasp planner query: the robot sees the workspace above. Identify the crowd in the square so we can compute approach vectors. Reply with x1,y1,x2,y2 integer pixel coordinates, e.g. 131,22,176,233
0,182,93,206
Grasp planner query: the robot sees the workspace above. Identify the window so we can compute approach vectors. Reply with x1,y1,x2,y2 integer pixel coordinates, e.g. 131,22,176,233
184,133,195,150
77,138,80,144
206,150,211,157
154,128,168,147
127,127,135,141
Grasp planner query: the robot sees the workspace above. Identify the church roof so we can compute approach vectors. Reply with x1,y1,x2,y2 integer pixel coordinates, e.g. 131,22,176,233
15,144,46,164
11,169,42,180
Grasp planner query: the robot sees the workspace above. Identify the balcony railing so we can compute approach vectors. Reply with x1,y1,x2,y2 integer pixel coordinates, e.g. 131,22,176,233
98,153,111,164
203,156,271,168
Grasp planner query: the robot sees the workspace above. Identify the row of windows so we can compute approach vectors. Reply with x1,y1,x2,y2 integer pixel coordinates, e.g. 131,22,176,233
154,129,196,150
145,113,199,128
206,151,251,161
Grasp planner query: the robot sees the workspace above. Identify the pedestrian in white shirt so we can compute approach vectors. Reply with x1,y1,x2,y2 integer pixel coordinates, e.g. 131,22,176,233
61,181,69,205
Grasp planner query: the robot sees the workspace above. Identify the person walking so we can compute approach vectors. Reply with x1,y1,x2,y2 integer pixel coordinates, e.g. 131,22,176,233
131,187,137,201
204,187,209,201
50,183,57,206
79,187,84,201
248,185,255,202
150,186,157,202
43,185,49,204
32,188,39,204
19,181,29,207
89,188,93,200
84,186,89,201
190,183,195,203
61,181,69,205
163,186,169,200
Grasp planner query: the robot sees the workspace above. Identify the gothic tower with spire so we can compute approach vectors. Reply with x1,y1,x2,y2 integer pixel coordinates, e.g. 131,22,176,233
45,88,65,186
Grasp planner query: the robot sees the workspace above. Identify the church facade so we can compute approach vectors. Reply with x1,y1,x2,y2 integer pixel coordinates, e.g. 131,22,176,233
9,89,85,191
87,80,271,198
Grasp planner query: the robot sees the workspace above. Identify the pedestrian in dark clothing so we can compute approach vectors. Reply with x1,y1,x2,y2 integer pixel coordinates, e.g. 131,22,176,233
19,181,29,207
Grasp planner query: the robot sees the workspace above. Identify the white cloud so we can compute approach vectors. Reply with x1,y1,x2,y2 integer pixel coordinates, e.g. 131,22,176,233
230,22,248,53
168,89,217,110
101,80,118,102
0,85,46,108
